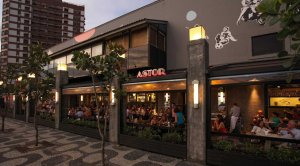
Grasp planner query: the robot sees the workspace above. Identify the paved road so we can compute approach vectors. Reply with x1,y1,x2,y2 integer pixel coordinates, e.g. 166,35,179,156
0,118,202,166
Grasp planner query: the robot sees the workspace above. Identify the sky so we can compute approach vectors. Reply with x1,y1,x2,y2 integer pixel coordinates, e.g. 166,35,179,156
0,0,156,30
62,0,157,30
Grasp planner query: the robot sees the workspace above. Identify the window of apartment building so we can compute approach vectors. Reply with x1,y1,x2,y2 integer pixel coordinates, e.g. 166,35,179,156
24,26,29,31
24,19,29,24
23,39,29,44
25,13,30,18
25,6,30,11
252,33,284,56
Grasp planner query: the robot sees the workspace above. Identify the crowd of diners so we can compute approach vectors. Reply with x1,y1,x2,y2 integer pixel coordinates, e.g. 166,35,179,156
212,103,300,140
38,99,55,118
67,104,107,120
125,103,185,128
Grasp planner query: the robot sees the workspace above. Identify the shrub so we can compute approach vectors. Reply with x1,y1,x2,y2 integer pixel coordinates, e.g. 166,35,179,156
162,132,183,144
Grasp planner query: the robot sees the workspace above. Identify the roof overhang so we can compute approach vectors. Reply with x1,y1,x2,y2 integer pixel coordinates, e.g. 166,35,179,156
47,19,168,58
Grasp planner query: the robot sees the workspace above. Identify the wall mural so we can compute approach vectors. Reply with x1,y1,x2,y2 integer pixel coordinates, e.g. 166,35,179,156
215,26,237,49
236,0,265,25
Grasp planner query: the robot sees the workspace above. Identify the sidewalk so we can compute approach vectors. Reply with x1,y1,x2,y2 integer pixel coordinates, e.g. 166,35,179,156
0,118,203,166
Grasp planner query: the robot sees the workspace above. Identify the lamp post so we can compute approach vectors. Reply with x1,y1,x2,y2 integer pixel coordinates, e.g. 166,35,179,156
187,24,208,162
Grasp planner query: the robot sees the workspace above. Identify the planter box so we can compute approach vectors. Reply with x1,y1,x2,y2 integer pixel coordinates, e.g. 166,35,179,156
59,123,108,140
15,114,26,121
37,118,55,128
119,134,187,158
207,149,298,166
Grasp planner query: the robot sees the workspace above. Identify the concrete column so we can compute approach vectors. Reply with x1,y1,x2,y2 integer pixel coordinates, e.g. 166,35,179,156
109,78,119,143
55,70,68,129
187,39,208,163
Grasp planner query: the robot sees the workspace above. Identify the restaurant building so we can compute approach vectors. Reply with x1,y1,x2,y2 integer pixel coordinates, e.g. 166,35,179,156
13,0,300,165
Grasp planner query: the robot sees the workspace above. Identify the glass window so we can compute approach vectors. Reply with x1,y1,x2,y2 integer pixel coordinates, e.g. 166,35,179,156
252,33,284,56
157,32,165,51
209,81,300,162
91,44,103,57
122,91,187,145
149,27,157,46
83,47,91,56
66,54,73,64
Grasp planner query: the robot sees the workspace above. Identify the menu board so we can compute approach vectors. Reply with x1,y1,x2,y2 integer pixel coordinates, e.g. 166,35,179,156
270,97,300,107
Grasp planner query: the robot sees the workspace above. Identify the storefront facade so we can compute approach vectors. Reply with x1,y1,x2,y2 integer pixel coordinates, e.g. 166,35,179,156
9,0,299,165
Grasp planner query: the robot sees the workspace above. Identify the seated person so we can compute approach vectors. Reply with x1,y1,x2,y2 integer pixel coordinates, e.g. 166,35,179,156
75,108,84,119
278,120,300,140
150,115,159,126
67,108,75,118
213,115,227,133
270,112,282,128
251,120,271,136
159,114,168,126
84,109,92,119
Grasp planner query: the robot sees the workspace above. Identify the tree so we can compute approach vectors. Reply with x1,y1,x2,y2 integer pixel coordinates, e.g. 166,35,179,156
21,43,55,146
257,0,300,81
0,64,21,132
72,42,127,166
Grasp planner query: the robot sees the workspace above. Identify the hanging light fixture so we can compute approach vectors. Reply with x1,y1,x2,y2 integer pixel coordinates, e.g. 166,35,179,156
218,87,226,106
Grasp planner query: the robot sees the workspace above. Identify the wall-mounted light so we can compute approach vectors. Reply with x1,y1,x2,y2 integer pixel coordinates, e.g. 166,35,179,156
57,63,67,71
13,95,15,102
218,87,225,106
165,93,170,103
249,78,259,82
192,80,199,108
189,25,206,41
55,91,59,103
111,86,115,105
80,95,84,102
28,73,35,78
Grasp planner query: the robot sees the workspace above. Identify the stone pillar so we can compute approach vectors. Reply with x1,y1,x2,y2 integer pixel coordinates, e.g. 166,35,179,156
109,78,119,143
187,39,208,163
55,70,68,129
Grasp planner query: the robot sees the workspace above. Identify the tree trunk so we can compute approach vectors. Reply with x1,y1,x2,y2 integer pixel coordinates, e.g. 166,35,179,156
1,115,5,132
91,74,105,166
34,99,39,146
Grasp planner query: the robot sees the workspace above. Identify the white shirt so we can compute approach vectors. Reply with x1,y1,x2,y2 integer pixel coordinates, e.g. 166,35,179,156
290,128,300,140
251,126,270,136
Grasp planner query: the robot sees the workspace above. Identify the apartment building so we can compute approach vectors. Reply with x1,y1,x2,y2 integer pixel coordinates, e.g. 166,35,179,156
0,0,85,70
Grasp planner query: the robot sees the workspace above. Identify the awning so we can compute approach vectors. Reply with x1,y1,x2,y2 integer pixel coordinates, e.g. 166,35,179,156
62,86,105,95
123,79,186,92
210,70,300,85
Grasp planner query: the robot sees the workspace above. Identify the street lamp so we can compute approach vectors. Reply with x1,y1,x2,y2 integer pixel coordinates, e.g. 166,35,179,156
57,63,67,71
189,25,206,41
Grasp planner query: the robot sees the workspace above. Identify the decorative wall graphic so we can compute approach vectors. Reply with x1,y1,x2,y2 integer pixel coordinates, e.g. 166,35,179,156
236,0,265,25
215,26,237,49
186,10,197,21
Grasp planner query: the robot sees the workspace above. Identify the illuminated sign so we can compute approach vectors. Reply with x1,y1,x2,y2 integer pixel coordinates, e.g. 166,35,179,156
137,68,166,78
